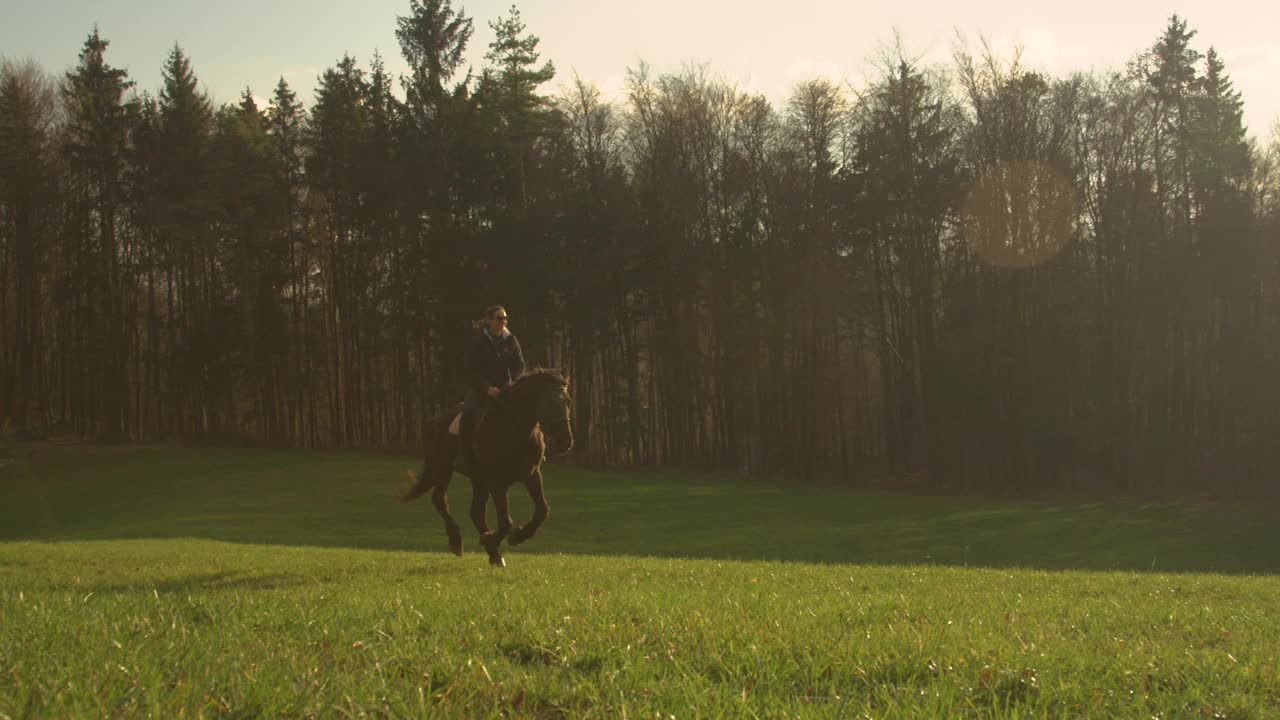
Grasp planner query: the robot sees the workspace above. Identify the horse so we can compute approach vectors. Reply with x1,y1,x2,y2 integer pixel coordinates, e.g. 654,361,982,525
401,368,573,567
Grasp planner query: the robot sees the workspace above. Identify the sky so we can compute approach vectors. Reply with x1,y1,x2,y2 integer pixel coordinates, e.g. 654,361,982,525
3,0,1277,140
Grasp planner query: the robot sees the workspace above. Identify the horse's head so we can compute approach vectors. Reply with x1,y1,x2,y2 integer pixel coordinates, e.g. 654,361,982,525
511,369,574,455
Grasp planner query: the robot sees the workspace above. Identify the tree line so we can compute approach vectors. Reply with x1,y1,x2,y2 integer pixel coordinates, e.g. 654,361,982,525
3,4,1279,493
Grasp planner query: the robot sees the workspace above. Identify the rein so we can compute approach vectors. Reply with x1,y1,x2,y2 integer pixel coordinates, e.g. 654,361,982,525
489,385,537,428
486,370,567,431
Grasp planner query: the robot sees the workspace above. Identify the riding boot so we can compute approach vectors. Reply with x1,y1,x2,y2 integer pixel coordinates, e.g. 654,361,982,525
458,408,476,474
458,394,487,474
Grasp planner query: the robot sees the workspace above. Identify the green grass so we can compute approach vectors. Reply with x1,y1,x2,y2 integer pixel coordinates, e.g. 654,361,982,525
1,446,1278,718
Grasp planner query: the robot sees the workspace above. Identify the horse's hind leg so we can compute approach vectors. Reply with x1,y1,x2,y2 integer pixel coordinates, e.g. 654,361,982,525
468,483,491,536
430,471,464,557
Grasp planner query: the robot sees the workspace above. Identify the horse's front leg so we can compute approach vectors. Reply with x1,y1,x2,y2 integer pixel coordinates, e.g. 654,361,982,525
481,485,514,567
509,470,549,546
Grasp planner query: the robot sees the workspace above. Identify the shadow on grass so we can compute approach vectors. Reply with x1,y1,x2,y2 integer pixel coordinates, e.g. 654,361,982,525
1,445,1276,575
90,571,306,595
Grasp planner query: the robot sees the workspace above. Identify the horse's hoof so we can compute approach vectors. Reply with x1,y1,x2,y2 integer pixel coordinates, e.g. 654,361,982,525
489,555,506,568
509,527,528,546
449,539,464,557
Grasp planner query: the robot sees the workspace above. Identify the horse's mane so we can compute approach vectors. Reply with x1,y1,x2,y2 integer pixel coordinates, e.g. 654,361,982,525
510,367,568,389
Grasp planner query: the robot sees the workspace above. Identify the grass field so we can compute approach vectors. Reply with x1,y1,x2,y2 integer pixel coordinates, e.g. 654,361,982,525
1,446,1278,718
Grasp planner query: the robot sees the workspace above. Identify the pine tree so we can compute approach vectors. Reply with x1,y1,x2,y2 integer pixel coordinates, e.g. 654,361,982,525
783,78,848,480
1191,47,1250,198
154,44,216,435
1189,48,1256,462
61,28,137,437
396,0,473,116
308,54,377,444
0,61,59,435
483,4,556,211
849,58,960,483
1146,14,1201,234
265,77,310,443
267,77,305,186
485,5,555,105
212,89,291,441
126,91,166,435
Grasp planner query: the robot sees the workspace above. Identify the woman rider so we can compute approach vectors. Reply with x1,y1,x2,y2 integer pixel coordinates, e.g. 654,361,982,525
458,305,525,469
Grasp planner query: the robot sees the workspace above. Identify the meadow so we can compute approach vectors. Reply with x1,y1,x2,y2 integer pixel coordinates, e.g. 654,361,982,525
1,446,1278,718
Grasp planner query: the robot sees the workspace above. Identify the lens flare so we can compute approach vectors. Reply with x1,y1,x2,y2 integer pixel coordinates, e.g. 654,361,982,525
961,160,1076,269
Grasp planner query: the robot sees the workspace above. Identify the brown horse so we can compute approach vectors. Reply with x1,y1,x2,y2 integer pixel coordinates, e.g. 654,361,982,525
401,369,573,566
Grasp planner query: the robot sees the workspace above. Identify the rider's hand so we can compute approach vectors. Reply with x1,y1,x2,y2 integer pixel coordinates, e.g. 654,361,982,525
486,386,501,399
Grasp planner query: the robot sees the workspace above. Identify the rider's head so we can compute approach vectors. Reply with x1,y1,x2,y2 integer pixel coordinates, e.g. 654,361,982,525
485,305,509,335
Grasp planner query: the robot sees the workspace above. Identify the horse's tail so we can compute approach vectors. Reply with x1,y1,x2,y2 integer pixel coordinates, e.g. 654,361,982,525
400,468,434,502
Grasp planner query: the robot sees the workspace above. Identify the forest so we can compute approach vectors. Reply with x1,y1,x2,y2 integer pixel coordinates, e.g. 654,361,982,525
2,2,1278,493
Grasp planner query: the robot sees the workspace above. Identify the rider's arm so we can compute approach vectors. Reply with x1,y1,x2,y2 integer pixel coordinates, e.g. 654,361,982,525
509,336,526,383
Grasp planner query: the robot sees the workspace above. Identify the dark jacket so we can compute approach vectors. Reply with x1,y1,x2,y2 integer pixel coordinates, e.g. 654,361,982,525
466,327,525,395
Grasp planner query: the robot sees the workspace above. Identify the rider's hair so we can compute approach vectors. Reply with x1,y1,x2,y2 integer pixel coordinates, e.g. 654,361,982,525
472,305,507,329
